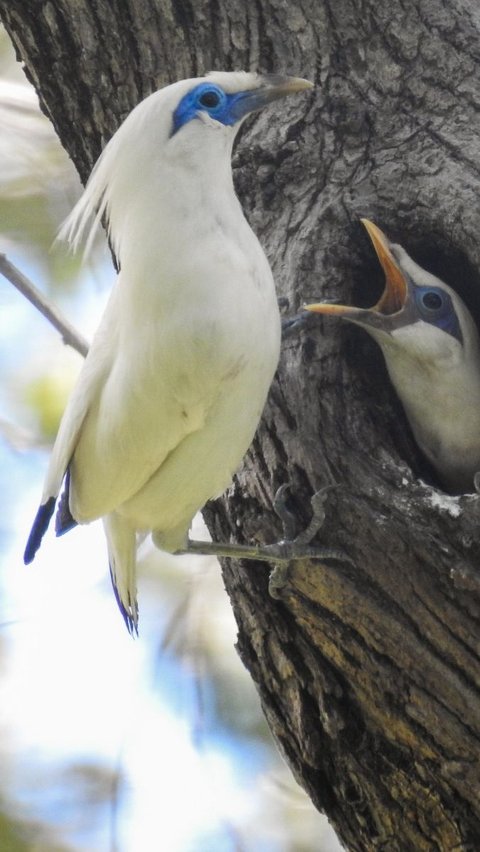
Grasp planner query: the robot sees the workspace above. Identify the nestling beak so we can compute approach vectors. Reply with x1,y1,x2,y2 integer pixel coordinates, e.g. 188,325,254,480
304,219,409,327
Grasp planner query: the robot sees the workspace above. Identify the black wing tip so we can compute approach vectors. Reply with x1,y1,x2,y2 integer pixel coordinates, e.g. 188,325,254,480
109,562,139,637
24,497,56,564
55,468,78,537
55,496,78,537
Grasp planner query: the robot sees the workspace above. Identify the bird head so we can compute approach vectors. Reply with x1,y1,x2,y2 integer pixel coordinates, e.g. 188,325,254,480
165,72,313,169
60,71,312,255
305,219,479,366
170,71,313,137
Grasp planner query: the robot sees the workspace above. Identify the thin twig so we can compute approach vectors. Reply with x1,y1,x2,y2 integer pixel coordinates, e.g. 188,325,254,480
0,253,89,357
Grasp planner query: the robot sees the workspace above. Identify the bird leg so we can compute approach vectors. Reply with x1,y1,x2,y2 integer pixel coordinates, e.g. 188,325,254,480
180,485,351,598
272,482,298,540
268,484,349,597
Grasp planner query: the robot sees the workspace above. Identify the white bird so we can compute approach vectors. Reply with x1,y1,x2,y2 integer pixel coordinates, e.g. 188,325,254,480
24,71,313,632
306,219,480,494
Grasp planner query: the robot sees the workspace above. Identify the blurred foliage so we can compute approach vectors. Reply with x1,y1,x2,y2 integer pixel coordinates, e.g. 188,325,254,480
0,27,107,290
0,802,67,852
0,25,101,448
23,369,77,441
0,810,32,852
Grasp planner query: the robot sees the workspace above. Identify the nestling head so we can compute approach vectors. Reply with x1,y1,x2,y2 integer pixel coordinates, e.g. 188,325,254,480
305,219,480,366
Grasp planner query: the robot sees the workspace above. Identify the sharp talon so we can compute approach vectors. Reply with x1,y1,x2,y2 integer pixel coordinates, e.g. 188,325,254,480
271,483,341,550
183,484,351,571
293,484,337,546
312,546,354,566
273,484,297,541
281,311,312,339
268,564,291,598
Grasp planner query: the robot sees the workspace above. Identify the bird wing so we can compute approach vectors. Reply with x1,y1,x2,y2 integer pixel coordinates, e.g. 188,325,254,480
24,300,116,562
69,353,210,523
67,287,223,524
25,280,213,560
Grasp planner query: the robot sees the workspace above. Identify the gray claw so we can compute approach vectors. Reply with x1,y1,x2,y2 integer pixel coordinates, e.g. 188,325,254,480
268,563,291,598
281,311,312,338
293,485,337,546
273,484,297,540
182,484,353,598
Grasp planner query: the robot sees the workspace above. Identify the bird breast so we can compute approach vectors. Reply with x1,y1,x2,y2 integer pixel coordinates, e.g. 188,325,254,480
69,187,281,525
382,325,480,492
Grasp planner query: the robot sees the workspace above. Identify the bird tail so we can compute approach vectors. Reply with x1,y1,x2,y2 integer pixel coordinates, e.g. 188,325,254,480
103,512,139,635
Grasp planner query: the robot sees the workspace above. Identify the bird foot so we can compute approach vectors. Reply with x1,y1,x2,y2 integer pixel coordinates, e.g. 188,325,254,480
181,485,351,598
273,483,337,545
281,310,313,338
474,472,480,494
268,484,350,597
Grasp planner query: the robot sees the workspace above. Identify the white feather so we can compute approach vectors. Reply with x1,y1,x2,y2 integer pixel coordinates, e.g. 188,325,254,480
371,253,480,492
27,71,308,631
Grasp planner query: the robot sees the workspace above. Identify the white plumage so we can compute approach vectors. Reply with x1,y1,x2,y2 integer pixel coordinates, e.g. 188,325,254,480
25,71,312,632
307,220,480,494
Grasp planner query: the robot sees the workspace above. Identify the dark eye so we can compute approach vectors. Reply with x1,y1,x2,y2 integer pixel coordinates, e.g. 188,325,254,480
198,90,221,108
415,286,450,318
421,290,444,311
413,285,461,341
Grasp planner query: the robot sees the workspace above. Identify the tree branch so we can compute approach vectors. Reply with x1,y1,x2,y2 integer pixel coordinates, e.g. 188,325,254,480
0,253,89,357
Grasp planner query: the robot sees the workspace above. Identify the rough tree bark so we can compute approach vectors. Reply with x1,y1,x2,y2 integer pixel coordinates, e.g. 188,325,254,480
2,1,480,848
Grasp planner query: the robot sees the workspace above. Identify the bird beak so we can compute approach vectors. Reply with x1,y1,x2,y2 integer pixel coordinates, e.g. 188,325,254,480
232,75,313,120
304,219,409,325
361,219,408,314
259,75,314,99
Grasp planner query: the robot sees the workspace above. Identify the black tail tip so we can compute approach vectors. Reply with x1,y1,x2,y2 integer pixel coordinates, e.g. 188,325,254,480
24,497,56,564
109,562,139,637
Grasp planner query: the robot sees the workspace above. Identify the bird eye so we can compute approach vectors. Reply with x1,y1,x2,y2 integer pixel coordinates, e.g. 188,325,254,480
421,290,444,311
198,89,221,108
171,83,230,135
413,285,461,342
415,286,447,316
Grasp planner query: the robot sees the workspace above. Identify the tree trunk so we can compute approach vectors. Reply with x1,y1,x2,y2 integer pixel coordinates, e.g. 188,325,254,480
2,0,480,848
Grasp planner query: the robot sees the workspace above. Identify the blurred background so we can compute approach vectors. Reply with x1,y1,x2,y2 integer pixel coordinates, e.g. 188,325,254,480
0,26,342,851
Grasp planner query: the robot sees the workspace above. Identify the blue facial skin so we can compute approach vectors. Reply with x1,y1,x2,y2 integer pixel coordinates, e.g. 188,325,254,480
171,82,267,136
414,285,462,343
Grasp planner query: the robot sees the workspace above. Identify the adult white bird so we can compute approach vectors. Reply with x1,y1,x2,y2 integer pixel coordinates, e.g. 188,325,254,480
24,71,313,632
306,219,480,494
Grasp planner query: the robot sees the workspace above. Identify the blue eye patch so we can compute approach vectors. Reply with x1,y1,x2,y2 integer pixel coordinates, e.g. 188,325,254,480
171,82,266,136
414,286,462,343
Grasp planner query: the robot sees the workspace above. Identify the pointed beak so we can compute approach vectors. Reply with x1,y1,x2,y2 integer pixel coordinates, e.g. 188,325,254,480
231,75,313,120
259,74,314,98
304,219,409,324
361,219,408,314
